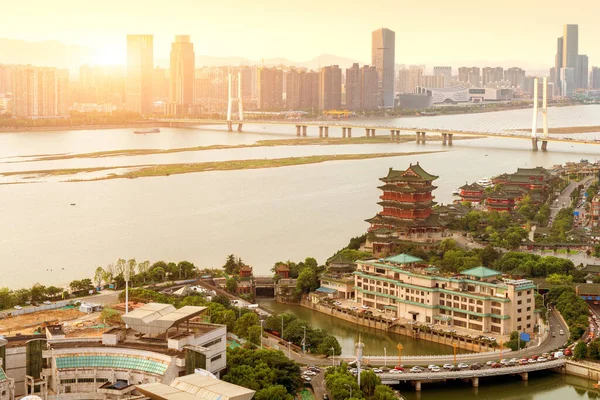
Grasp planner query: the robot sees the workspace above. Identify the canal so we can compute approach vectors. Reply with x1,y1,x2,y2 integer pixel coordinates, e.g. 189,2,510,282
257,299,469,357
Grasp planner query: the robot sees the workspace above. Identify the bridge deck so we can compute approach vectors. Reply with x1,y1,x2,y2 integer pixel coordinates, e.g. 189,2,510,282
378,359,564,383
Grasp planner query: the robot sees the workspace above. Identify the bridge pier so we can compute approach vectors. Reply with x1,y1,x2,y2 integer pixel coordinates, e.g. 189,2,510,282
365,128,370,138
324,126,329,138
342,127,347,138
520,372,528,381
531,137,538,151
227,121,233,132
442,133,447,146
448,133,453,145
237,123,243,132
302,125,307,137
471,377,479,387
371,129,376,137
347,127,352,138
390,129,395,140
415,381,422,391
541,140,548,151
296,125,301,136
319,126,323,138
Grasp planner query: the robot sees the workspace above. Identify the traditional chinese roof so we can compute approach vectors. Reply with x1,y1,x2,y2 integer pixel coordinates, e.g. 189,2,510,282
328,252,357,265
377,184,432,193
487,190,514,200
377,200,436,209
515,167,550,177
366,213,441,228
380,163,438,183
459,182,485,191
385,253,423,264
582,264,600,274
460,266,502,279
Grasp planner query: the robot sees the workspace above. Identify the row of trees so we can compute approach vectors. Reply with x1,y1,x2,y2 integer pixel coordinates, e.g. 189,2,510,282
547,286,589,340
574,339,600,360
0,284,66,310
325,363,397,400
0,111,144,127
93,258,198,289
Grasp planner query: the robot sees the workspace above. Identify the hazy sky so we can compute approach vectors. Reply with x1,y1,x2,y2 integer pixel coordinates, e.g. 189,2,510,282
3,0,599,67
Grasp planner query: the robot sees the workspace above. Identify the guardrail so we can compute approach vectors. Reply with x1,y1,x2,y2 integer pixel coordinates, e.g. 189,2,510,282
379,359,565,381
362,349,511,362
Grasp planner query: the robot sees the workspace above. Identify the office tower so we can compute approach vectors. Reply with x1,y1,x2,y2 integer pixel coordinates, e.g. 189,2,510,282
257,67,283,109
345,64,362,110
371,28,395,108
12,66,70,117
126,34,153,114
318,65,342,111
421,75,445,89
562,25,578,71
560,68,575,97
504,67,526,88
433,66,452,88
168,35,195,114
361,65,378,110
240,66,256,99
576,55,588,89
554,37,563,94
398,65,424,93
153,67,169,102
300,70,319,110
591,67,600,89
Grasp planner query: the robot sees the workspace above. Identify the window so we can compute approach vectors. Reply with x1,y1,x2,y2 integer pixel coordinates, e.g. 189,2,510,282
477,307,483,313
527,290,531,295
518,292,522,296
517,325,522,330
517,317,522,322
477,300,483,305
203,338,222,347
469,299,475,304
78,378,95,383
527,324,531,328
439,300,445,306
211,354,222,362
61,379,76,384
527,315,531,320
439,293,445,298
517,309,522,313
517,300,522,305
491,308,501,315
527,307,531,311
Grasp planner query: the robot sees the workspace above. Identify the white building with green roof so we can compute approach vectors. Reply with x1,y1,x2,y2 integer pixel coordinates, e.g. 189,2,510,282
353,255,536,336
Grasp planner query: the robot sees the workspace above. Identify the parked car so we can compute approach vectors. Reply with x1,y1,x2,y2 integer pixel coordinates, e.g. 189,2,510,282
410,367,424,373
470,363,482,370
443,364,454,370
304,377,312,382
457,363,469,369
372,368,382,373
14,305,22,310
528,358,537,364
519,359,529,365
500,359,509,365
430,367,441,373
361,305,369,309
43,300,52,305
486,361,495,366
491,363,503,368
537,357,548,362
303,371,317,376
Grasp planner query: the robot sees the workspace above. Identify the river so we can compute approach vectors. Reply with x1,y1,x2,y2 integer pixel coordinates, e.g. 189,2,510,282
1,105,599,289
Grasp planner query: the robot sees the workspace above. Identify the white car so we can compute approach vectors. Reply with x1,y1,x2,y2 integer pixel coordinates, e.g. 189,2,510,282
537,357,548,362
349,306,358,311
500,359,509,365
304,377,312,382
14,305,22,310
457,363,469,369
509,358,519,364
410,367,424,373
389,369,402,374
372,368,382,373
43,300,52,305
430,367,441,373
361,305,369,309
427,365,439,370
443,364,454,370
303,371,317,376
486,361,495,366
528,359,537,364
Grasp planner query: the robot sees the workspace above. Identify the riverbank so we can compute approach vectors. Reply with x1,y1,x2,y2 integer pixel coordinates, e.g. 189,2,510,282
298,299,497,353
0,151,442,183
0,122,161,133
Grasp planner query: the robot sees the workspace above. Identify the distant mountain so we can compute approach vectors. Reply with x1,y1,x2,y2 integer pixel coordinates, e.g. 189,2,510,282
0,38,92,71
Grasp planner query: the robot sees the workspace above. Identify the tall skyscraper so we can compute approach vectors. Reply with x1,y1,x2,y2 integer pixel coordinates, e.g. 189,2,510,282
169,35,195,113
300,70,319,110
591,67,600,89
126,35,154,114
554,37,563,94
371,28,395,108
421,75,445,89
560,68,575,97
576,54,589,89
433,66,452,88
562,25,579,71
286,68,302,109
318,65,342,111
153,67,169,102
345,64,378,111
12,66,69,117
0,64,15,94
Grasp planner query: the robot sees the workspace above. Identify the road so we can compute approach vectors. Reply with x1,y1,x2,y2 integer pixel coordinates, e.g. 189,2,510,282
549,176,594,221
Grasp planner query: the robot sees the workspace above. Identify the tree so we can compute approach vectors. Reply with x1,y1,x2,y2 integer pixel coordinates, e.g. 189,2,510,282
546,274,573,286
226,278,238,293
150,267,166,282
295,268,319,295
94,266,104,288
589,340,600,360
317,334,342,356
234,312,259,338
360,370,380,397
178,261,196,279
254,385,293,400
574,341,588,359
223,254,238,275
247,325,262,346
373,385,396,400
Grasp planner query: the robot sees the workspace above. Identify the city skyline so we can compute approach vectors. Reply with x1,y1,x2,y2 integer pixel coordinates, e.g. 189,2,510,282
1,0,599,69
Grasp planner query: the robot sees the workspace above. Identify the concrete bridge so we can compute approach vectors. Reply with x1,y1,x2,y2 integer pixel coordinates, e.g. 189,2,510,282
155,118,600,151
379,359,565,391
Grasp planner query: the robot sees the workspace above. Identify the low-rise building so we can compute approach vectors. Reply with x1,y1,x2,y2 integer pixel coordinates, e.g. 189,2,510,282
458,182,485,203
0,337,15,400
137,372,255,400
318,273,355,300
353,255,536,335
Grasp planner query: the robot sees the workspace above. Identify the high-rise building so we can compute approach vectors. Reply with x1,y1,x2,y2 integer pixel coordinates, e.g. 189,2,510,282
371,28,395,108
168,35,195,114
554,37,563,94
433,66,452,88
560,68,576,97
458,67,480,86
153,67,169,102
398,65,424,93
126,34,154,114
0,64,15,94
318,65,342,111
286,68,301,109
421,75,445,89
591,67,600,89
482,67,504,86
562,25,579,72
300,70,319,110
576,55,589,89
504,67,526,88
257,67,283,110
73,64,125,106
345,63,378,111
12,66,70,117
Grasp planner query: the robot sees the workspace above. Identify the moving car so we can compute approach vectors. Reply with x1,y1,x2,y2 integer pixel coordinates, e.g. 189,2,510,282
372,368,382,373
43,300,52,305
559,329,564,335
470,363,482,370
457,363,469,369
410,367,424,373
491,363,503,368
443,364,454,370
427,365,439,370
430,366,441,372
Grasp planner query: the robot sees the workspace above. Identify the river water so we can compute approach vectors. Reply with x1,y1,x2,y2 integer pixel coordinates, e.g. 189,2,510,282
0,105,599,289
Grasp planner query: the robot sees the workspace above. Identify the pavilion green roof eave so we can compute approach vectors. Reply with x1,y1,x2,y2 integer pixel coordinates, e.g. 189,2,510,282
460,266,502,279
384,253,424,264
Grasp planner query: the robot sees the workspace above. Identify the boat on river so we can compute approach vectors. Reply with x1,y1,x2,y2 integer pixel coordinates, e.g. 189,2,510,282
133,128,160,134
476,177,493,187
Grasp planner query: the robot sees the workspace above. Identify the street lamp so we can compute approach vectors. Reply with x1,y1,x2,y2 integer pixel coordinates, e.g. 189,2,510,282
288,341,292,358
260,320,264,349
384,347,387,367
396,343,403,367
302,326,306,354
453,342,458,366
343,384,352,399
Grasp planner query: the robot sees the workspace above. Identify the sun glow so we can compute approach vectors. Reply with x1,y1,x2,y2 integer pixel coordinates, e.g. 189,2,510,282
92,45,126,65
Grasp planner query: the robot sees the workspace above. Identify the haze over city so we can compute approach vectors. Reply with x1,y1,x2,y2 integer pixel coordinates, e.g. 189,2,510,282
1,0,599,70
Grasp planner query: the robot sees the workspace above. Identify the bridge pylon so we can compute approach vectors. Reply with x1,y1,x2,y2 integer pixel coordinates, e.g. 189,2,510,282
531,77,549,151
227,70,244,132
